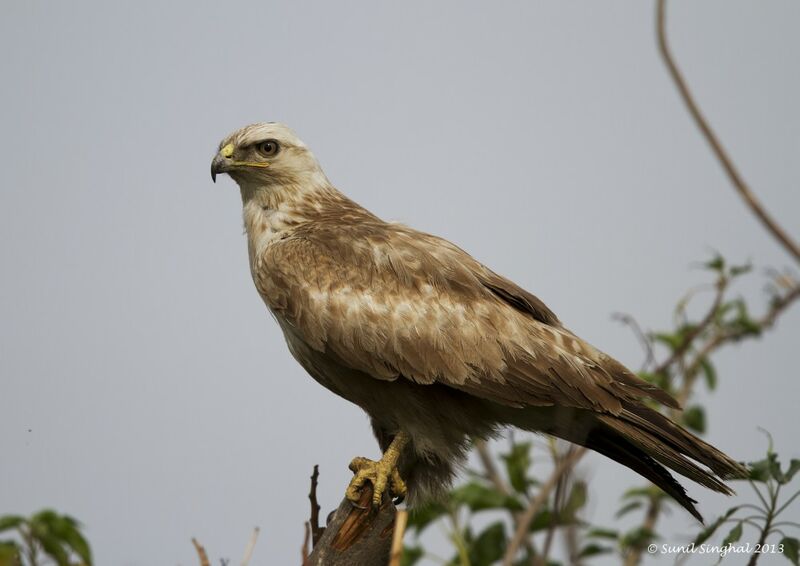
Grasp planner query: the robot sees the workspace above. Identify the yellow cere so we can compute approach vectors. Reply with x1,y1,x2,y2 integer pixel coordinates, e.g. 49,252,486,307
220,142,269,168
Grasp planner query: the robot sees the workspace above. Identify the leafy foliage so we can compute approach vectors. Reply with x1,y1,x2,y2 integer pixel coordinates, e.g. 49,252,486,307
0,510,92,566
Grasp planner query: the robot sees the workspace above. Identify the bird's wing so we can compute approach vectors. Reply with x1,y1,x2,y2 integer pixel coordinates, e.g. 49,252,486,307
254,222,676,414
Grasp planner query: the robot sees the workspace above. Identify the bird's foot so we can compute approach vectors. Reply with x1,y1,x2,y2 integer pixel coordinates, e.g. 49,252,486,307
345,431,410,507
346,456,407,507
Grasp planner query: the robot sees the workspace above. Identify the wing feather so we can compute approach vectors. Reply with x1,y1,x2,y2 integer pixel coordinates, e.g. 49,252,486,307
254,221,677,414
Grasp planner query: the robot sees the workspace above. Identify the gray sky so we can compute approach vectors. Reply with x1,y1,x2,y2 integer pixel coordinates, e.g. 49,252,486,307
1,1,798,564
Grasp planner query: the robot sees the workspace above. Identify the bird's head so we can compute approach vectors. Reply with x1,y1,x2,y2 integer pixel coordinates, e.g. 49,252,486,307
211,123,328,195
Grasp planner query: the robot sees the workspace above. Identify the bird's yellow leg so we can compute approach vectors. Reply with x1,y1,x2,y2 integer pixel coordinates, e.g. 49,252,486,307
346,431,410,507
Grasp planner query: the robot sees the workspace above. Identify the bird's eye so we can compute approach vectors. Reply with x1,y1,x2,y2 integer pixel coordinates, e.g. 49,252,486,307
256,140,280,157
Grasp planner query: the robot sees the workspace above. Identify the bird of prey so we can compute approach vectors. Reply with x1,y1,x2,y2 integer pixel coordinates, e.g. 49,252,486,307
211,122,746,521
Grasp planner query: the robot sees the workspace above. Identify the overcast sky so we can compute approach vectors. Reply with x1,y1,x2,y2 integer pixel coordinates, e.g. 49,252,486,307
1,1,798,565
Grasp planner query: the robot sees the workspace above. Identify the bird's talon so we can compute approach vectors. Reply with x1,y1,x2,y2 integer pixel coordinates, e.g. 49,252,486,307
346,455,407,507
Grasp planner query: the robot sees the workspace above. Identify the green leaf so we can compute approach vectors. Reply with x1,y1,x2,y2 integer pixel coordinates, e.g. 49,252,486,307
406,501,447,534
528,509,576,533
579,543,613,558
30,510,60,528
715,300,736,322
682,405,706,434
468,522,506,566
0,541,21,565
729,300,762,337
620,527,655,550
561,481,587,519
721,522,743,547
47,515,90,563
705,254,725,272
502,441,532,494
770,454,784,482
639,370,670,390
450,482,522,512
784,460,800,484
693,506,740,545
400,545,424,566
652,332,682,352
60,525,92,565
622,486,661,500
37,533,70,566
781,537,799,566
586,528,619,540
24,510,92,566
615,501,643,518
699,358,717,390
0,517,25,534
749,456,775,483
729,262,752,277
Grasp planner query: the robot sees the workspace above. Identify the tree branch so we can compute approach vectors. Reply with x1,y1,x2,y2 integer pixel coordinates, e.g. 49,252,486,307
622,496,662,566
474,439,512,496
676,281,800,406
388,510,408,566
191,538,211,566
308,465,324,547
241,527,259,566
653,275,727,380
656,0,800,264
501,447,587,566
613,312,657,371
306,484,397,566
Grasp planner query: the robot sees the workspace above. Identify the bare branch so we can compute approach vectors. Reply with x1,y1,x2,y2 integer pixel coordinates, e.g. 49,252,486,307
653,274,727,379
474,439,511,496
677,282,800,408
192,538,211,566
302,522,311,565
656,0,800,263
613,312,656,371
475,437,539,559
240,527,259,566
308,465,324,547
501,447,587,566
537,461,572,566
623,496,662,566
306,484,396,566
388,510,408,566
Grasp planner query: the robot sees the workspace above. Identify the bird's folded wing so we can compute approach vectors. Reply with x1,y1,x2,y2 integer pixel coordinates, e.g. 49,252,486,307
254,225,677,415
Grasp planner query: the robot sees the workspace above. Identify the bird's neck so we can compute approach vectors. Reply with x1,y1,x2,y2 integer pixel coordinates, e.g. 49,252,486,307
238,180,353,256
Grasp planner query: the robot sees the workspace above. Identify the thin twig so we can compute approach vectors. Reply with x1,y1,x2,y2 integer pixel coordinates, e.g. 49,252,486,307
475,437,538,559
240,526,259,566
623,496,662,566
475,439,511,495
192,538,211,566
302,522,311,565
612,313,657,371
746,484,780,566
681,283,800,398
536,458,572,566
388,509,408,566
502,447,587,566
656,0,800,264
653,276,727,379
308,465,324,546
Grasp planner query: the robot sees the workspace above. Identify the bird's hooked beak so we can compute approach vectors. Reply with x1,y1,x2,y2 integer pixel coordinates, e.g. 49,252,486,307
210,143,235,183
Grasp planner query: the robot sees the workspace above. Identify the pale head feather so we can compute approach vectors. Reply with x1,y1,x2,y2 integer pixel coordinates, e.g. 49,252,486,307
214,122,331,203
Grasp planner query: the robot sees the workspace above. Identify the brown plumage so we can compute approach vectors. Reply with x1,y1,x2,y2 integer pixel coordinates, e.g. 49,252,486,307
211,122,747,521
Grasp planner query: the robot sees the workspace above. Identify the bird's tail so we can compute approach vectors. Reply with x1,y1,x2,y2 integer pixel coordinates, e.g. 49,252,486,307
504,404,748,522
